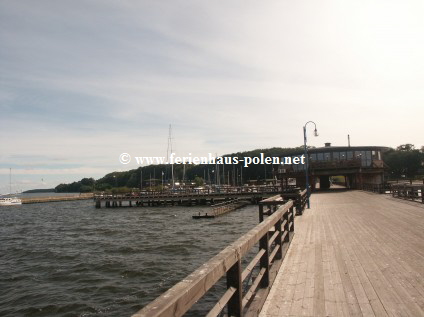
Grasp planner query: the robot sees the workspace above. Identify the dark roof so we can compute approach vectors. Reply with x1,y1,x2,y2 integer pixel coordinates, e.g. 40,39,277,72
290,146,391,155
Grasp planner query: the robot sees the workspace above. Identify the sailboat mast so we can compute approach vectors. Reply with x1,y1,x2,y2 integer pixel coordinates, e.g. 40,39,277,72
167,124,175,189
10,168,12,195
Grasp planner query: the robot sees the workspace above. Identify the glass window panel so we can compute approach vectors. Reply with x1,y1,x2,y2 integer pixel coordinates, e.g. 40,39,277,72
361,151,367,166
347,151,353,160
333,152,340,160
317,153,324,161
366,151,372,166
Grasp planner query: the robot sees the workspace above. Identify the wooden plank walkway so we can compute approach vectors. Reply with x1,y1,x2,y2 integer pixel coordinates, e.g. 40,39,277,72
260,190,424,317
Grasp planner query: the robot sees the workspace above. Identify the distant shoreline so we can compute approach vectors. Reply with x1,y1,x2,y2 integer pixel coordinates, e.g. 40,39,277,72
23,188,56,193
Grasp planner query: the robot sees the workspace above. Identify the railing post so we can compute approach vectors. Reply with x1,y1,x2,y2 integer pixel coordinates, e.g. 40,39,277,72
259,232,270,288
259,204,264,222
227,259,243,317
295,193,300,215
275,217,283,260
283,209,290,243
421,186,424,204
290,206,295,232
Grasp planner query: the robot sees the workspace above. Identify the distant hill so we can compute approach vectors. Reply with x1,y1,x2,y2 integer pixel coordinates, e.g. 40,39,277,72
23,189,56,193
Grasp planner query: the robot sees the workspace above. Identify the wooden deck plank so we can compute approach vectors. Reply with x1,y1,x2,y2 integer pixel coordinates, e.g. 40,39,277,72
341,204,424,316
259,191,424,317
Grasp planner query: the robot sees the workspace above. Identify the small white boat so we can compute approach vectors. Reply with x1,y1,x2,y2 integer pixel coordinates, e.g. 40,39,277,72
0,168,22,206
0,196,22,206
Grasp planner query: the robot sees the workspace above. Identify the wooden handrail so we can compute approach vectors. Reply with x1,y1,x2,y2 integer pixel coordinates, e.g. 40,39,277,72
133,199,295,317
391,184,423,203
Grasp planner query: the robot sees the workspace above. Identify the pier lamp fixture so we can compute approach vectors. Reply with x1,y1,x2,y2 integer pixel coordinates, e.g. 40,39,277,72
303,121,318,209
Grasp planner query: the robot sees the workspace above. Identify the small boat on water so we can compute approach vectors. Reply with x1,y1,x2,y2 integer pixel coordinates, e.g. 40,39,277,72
0,196,22,206
0,168,22,206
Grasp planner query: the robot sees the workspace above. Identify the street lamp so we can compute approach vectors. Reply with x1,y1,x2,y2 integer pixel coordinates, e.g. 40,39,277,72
303,121,318,208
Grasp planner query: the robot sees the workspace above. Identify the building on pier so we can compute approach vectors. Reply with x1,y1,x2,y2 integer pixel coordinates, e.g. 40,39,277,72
279,143,390,190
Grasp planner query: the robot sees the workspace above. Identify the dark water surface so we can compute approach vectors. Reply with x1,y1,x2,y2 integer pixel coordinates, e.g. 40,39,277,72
0,200,259,317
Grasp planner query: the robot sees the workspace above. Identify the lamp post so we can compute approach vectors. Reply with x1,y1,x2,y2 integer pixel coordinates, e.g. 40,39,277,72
303,121,318,209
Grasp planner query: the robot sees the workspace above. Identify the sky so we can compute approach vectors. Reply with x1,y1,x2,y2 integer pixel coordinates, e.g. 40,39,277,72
1,0,423,193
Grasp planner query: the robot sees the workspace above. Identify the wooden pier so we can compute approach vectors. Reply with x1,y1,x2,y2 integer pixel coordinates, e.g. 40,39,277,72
260,191,424,317
94,186,283,209
192,198,250,219
132,189,424,317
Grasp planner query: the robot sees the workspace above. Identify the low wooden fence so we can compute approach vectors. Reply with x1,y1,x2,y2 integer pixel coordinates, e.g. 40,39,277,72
391,184,424,203
133,199,295,317
361,183,392,194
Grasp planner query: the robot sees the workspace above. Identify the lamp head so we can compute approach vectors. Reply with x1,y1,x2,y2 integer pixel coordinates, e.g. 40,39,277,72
314,129,319,137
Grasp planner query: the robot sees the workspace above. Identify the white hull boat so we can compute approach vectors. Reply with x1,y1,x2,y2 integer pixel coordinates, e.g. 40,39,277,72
0,197,22,206
1,168,22,206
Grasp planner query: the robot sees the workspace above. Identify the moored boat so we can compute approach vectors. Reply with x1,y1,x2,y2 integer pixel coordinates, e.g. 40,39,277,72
0,196,22,206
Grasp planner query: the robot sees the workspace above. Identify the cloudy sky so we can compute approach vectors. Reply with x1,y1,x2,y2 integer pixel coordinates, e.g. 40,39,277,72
1,0,423,193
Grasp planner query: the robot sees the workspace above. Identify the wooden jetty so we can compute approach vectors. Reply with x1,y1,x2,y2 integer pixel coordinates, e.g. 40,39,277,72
94,186,282,209
260,191,424,317
132,189,424,317
192,198,250,219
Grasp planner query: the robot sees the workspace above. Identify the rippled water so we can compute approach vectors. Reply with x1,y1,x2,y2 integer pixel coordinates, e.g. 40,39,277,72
0,200,259,317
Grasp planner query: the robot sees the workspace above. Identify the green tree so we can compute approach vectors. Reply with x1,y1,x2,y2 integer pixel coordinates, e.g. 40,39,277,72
396,144,415,151
385,144,423,178
194,176,204,187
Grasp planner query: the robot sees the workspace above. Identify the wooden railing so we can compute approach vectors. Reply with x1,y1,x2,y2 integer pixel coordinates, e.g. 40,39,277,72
133,199,295,317
391,184,424,203
361,183,392,194
259,189,307,218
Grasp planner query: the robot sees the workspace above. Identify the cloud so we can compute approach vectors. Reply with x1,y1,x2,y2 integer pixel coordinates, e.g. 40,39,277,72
1,0,423,191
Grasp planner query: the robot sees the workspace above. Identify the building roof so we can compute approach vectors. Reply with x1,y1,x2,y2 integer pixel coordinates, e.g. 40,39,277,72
290,145,391,156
